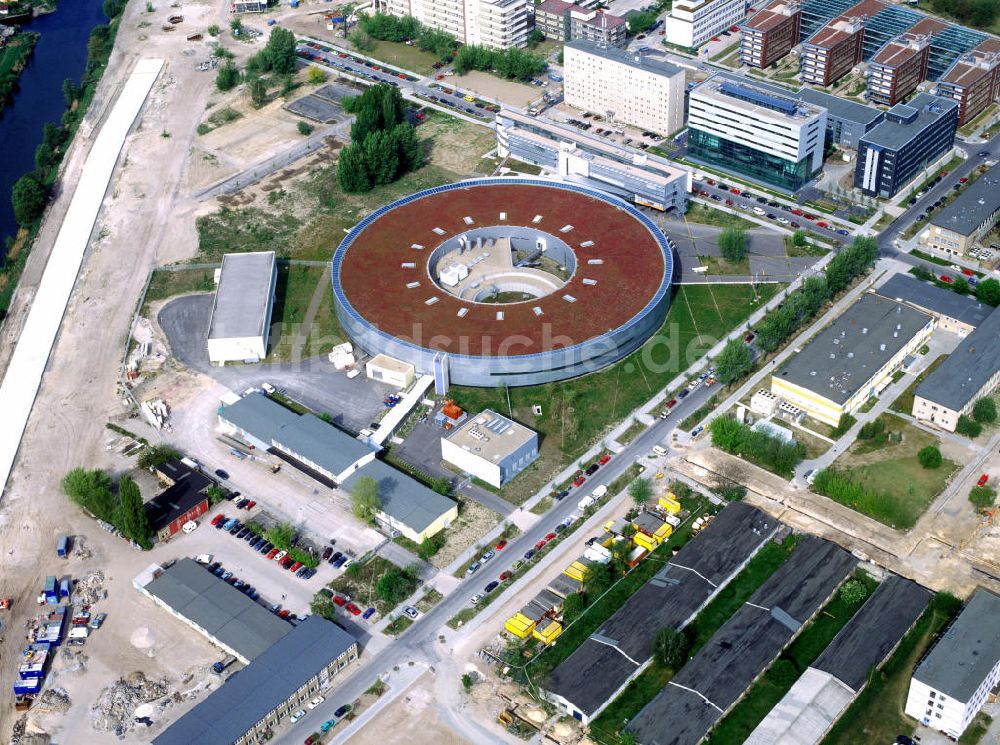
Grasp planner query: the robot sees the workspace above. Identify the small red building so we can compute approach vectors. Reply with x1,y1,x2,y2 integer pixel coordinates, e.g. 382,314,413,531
144,459,212,542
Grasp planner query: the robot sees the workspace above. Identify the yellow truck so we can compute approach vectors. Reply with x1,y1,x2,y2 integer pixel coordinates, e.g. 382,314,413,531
504,613,536,639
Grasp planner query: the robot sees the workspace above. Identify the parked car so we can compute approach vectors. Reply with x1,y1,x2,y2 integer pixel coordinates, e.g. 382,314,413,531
978,474,989,487
545,532,557,541
403,606,419,619
214,469,230,480
323,547,333,561
572,476,586,487
89,613,107,629
480,550,495,563
523,548,536,561
335,704,352,718
466,561,481,576
290,710,306,723
585,463,599,475
484,581,499,593
362,607,376,620
274,550,287,562
211,514,225,526
321,720,337,732
535,540,546,550
267,548,279,559
308,696,325,710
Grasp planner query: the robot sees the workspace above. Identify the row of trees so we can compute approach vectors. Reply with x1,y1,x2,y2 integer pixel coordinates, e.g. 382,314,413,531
926,0,997,29
337,85,423,193
453,44,546,80
709,416,806,477
354,12,457,58
911,265,1000,305
62,468,152,548
810,468,895,523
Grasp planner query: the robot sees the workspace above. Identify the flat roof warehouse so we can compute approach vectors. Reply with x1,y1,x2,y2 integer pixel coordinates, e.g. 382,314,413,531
207,251,277,342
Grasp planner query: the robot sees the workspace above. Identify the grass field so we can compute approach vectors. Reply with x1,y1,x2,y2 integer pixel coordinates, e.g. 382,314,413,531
704,572,879,745
140,267,216,314
449,283,780,503
699,255,751,275
891,355,946,415
367,39,441,76
684,203,756,230
588,534,799,742
267,264,346,362
821,593,961,745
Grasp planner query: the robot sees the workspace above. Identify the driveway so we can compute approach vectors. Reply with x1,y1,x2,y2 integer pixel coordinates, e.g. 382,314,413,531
158,295,393,432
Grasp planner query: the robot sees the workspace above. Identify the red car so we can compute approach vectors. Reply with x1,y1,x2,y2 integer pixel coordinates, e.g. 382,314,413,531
803,213,816,220
436,74,445,80
338,52,347,58
598,454,611,465
960,177,969,183
545,532,556,541
289,561,303,572
940,275,954,284
790,208,803,216
415,112,426,121
244,500,256,510
666,398,677,409
346,603,361,615
706,179,716,185
211,514,225,526
940,170,949,177
535,540,546,550
495,539,508,550
962,268,974,276
573,476,586,487
978,474,989,487
267,548,279,559
332,595,346,606
499,571,512,581
816,221,829,229
278,609,291,618
729,187,740,195
372,65,380,70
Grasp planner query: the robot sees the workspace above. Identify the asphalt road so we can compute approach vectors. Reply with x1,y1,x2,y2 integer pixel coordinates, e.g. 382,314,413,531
274,375,719,743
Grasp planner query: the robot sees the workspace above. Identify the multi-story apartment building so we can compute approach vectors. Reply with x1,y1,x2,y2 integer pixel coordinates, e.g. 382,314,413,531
740,0,801,69
854,93,958,198
376,0,529,48
936,40,1000,126
533,0,627,48
687,75,826,190
867,24,940,106
663,0,747,49
799,12,867,86
904,590,1000,739
563,39,686,136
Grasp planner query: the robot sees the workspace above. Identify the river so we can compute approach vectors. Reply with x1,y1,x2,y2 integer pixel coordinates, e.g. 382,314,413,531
0,0,106,258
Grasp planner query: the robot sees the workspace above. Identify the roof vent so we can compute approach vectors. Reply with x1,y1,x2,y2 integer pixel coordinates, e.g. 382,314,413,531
847,352,854,358
880,343,886,351
862,327,868,334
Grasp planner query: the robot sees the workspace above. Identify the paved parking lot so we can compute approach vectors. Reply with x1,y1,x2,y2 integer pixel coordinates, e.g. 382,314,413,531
285,95,341,123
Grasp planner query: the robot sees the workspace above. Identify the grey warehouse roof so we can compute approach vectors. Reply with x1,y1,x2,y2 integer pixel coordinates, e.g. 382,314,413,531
208,251,276,340
343,458,456,534
219,393,373,476
143,558,291,661
546,503,776,718
878,273,992,329
860,94,958,152
798,87,885,127
913,589,1000,702
152,615,357,745
566,38,684,79
776,293,932,405
915,306,1000,411
929,165,1000,236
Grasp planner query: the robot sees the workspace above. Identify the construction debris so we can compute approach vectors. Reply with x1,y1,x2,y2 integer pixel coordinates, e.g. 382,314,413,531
140,399,170,430
10,715,50,745
92,672,169,733
32,688,71,715
73,571,106,606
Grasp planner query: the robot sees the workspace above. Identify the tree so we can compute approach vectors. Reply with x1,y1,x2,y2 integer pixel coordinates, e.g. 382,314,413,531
306,65,326,85
527,28,545,47
718,228,747,263
136,444,180,471
62,78,80,106
310,595,337,620
216,61,239,92
461,673,474,693
376,564,418,603
261,27,297,74
627,10,658,34
247,77,268,108
62,468,116,521
583,562,613,600
350,476,382,521
628,477,652,506
653,627,690,670
230,18,243,35
957,415,983,438
952,277,971,295
205,485,227,504
792,229,807,247
118,474,151,547
973,397,997,424
917,445,942,469
969,485,997,510
337,142,372,193
562,592,586,623
714,338,753,384
392,121,423,171
363,129,399,186
430,477,452,496
350,29,376,53
839,578,868,606
610,539,632,576
297,121,313,136
417,533,446,560
975,278,1000,306
11,172,48,226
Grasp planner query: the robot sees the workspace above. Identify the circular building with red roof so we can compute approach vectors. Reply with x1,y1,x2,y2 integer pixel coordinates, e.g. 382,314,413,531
332,179,674,387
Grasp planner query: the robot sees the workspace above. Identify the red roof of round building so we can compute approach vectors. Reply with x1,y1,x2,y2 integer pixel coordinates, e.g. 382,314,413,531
336,182,668,357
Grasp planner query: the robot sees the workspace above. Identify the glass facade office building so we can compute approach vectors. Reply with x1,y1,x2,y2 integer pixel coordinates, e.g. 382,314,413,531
688,128,816,191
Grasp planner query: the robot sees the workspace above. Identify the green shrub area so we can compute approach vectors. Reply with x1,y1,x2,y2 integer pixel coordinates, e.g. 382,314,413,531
709,416,806,477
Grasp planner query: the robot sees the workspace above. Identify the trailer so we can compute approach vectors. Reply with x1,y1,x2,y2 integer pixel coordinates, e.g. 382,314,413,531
56,535,70,558
58,578,71,600
532,620,562,645
43,576,58,604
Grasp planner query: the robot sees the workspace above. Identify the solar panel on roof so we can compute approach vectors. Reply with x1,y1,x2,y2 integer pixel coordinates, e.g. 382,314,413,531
718,81,798,115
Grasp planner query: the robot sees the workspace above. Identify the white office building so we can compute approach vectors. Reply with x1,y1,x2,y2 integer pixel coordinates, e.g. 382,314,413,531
688,74,826,190
441,410,538,488
206,251,277,364
664,0,747,49
904,589,1000,739
376,0,529,49
563,39,686,136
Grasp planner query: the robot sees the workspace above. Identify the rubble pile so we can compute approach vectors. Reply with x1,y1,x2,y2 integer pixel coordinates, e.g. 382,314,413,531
91,672,168,733
32,689,71,715
73,571,105,606
10,715,51,745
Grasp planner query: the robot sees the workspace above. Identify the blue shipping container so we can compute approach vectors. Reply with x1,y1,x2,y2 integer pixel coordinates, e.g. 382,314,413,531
13,678,41,695
43,576,57,599
57,535,69,558
58,578,70,599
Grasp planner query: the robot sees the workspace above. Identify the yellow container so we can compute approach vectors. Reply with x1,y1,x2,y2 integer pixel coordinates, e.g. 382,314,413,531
633,532,658,552
532,620,563,645
504,613,536,639
653,522,673,542
564,561,590,581
658,495,681,515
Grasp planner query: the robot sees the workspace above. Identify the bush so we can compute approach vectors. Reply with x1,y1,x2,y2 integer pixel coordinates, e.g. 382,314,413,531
452,44,546,80
137,444,181,471
839,578,869,606
811,469,893,520
917,446,942,470
349,28,375,53
62,468,116,522
718,485,746,502
628,477,652,506
830,412,856,439
216,62,239,92
709,416,806,477
957,415,983,438
306,66,326,85
975,277,1000,306
375,563,420,604
969,485,997,510
857,417,887,442
11,172,49,226
653,627,690,669
297,120,313,135
417,532,446,560
792,230,808,247
718,228,747,263
972,397,997,424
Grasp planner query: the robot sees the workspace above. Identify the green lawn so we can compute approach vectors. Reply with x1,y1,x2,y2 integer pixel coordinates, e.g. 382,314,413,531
449,283,779,503
891,355,946,415
140,267,216,314
267,264,346,362
588,534,800,742
821,594,961,745
704,572,879,745
699,255,751,276
684,203,756,230
617,420,647,445
367,39,441,76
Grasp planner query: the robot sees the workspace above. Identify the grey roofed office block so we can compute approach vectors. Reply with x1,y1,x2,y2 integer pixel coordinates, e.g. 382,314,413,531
342,458,456,536
627,536,856,745
912,589,1000,702
798,87,885,129
860,94,959,151
544,503,777,721
217,391,300,447
775,293,932,405
273,412,374,478
878,273,992,330
207,251,277,341
141,558,291,662
152,615,357,745
565,38,684,78
928,165,1000,237
914,307,1000,411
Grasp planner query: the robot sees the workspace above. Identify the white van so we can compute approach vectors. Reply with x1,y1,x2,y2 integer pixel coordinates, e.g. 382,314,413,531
652,445,668,457
578,495,596,511
182,520,198,534
752,206,766,216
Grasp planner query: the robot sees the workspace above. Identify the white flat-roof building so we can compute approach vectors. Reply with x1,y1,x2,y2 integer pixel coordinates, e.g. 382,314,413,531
563,39,686,137
664,0,747,49
441,410,538,488
206,251,277,364
366,354,415,388
376,0,529,49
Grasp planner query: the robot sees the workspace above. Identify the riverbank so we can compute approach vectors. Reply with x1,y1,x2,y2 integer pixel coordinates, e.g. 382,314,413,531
0,1,118,321
0,30,40,113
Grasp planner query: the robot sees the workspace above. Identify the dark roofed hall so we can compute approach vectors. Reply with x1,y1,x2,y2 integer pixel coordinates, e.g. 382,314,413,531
813,575,930,690
914,307,1000,412
545,503,777,721
860,94,959,152
152,615,357,745
144,466,213,533
877,273,992,330
627,536,856,745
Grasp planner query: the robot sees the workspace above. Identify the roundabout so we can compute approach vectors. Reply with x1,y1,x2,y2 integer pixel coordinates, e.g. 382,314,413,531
331,179,675,387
